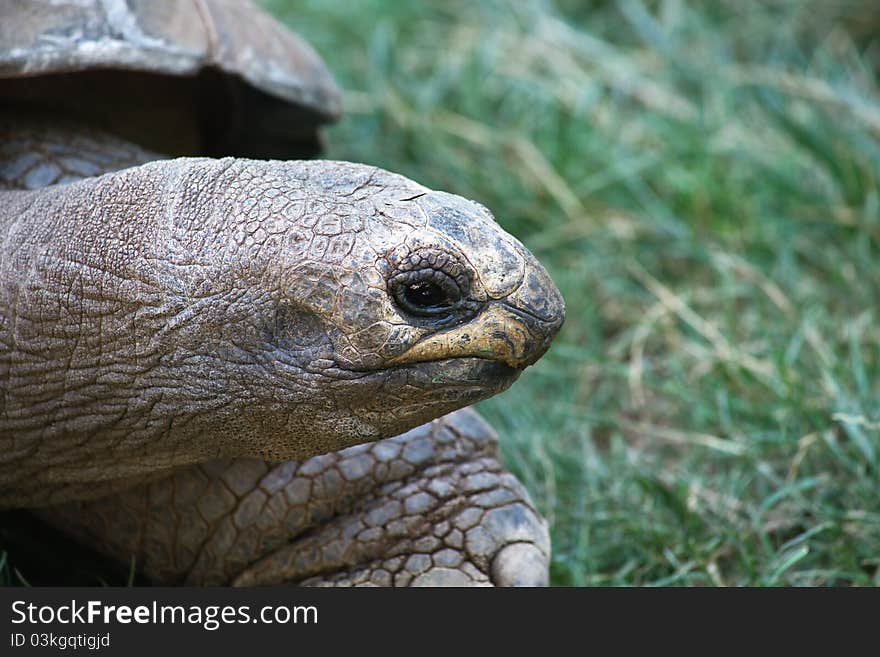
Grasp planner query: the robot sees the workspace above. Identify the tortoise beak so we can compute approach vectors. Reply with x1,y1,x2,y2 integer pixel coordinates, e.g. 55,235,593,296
389,275,565,370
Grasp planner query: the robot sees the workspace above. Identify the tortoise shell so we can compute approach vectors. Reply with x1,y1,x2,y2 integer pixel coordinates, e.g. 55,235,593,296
0,0,342,157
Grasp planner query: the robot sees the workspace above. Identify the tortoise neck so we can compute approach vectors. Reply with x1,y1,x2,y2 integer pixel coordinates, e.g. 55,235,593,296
0,109,162,190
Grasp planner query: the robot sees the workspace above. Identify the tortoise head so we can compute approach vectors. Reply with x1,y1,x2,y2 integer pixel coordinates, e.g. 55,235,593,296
2,157,563,471
155,159,564,457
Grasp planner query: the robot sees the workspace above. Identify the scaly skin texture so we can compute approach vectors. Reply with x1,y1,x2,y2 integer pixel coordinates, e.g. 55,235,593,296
0,120,564,585
39,408,550,586
0,113,160,190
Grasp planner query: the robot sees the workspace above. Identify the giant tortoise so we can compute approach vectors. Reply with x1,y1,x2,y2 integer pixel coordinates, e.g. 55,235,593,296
0,0,564,586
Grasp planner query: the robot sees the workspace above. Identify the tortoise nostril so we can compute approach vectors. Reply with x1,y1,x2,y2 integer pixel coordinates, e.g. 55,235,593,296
502,286,565,340
502,264,566,330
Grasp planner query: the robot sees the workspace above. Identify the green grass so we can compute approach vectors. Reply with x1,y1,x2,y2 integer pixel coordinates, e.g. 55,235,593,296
261,0,880,585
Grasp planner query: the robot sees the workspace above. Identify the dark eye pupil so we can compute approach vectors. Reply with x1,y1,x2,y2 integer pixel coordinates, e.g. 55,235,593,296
405,282,447,308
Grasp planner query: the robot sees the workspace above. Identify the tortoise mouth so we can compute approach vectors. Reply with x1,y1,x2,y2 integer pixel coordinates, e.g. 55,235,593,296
422,357,520,386
320,356,523,400
328,355,519,388
385,357,522,396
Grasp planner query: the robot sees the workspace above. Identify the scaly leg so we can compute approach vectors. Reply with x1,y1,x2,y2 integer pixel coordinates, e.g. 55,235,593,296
38,409,550,587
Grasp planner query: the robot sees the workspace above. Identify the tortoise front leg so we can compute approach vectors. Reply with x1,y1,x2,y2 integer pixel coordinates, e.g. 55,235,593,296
38,409,550,587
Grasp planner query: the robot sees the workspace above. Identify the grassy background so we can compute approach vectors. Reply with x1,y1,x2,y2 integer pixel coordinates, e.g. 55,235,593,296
261,0,880,585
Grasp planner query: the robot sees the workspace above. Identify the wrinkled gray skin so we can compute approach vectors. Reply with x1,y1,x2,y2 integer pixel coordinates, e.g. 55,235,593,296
0,120,565,586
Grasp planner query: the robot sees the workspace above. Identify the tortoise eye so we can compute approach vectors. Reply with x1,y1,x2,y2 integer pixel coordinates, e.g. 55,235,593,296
391,270,463,317
387,248,472,319
404,281,449,308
